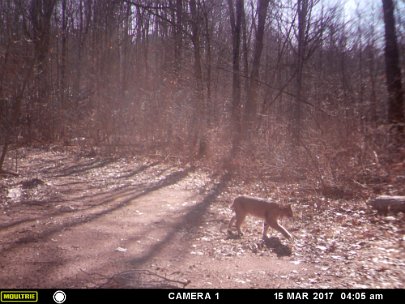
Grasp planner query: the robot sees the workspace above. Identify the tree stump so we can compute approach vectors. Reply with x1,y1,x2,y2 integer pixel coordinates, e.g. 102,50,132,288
368,195,405,214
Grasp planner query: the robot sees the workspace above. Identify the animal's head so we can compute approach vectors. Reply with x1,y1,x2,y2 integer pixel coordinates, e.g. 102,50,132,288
283,204,293,218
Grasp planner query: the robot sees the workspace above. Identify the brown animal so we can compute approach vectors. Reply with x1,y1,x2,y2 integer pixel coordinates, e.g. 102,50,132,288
228,196,294,240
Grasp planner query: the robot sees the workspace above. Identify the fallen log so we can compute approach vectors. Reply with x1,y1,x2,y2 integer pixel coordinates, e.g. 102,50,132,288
368,195,405,214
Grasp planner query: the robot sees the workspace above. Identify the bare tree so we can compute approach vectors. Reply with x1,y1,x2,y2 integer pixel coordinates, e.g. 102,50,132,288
292,0,308,146
29,0,57,140
245,0,270,130
228,0,244,154
382,0,404,130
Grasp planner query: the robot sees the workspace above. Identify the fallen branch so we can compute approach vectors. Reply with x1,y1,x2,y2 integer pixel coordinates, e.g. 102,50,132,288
0,170,18,177
368,195,405,214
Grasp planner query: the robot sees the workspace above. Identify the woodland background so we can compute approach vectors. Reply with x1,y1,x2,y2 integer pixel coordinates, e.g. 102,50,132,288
1,0,404,192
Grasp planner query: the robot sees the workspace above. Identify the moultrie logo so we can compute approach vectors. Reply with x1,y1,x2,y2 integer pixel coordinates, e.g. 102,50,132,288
0,291,38,303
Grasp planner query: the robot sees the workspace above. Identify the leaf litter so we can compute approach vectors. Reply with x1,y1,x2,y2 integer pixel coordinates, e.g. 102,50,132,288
0,147,403,288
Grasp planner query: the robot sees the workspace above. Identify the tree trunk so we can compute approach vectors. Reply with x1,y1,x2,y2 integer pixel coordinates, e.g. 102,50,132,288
189,0,206,157
246,0,270,130
60,0,67,108
382,0,404,129
228,0,244,155
202,3,213,127
0,140,8,173
174,0,183,76
30,0,57,141
292,0,308,146
59,0,67,139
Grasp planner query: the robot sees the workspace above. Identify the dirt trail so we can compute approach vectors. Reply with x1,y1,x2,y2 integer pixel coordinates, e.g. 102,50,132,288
0,148,305,288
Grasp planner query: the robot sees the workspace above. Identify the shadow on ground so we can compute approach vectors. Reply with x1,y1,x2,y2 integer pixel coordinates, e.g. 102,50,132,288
0,168,193,255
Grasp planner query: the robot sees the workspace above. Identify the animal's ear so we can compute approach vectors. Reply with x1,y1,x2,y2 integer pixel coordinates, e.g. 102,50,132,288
286,204,293,216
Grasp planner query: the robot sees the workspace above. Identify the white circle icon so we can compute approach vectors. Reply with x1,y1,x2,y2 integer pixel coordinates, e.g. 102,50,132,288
53,290,66,303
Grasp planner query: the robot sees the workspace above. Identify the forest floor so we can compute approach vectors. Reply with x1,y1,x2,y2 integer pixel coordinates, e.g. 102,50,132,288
0,147,403,289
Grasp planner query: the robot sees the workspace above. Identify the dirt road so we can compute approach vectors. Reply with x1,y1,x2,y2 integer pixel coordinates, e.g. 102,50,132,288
0,148,403,288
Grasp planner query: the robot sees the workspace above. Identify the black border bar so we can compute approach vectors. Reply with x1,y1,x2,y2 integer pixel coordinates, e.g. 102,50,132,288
0,289,403,304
